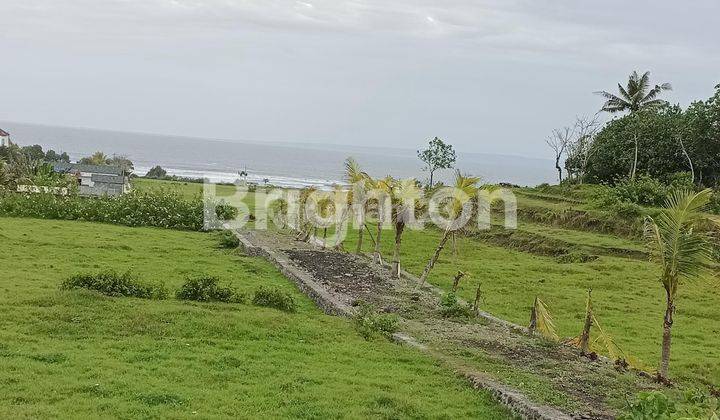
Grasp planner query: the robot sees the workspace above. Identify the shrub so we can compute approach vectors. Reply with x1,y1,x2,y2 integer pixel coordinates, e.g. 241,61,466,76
217,230,240,249
0,188,208,231
252,287,296,312
61,270,167,299
619,391,675,420
176,276,244,303
439,293,474,318
353,302,399,340
609,201,643,220
709,190,720,215
215,202,238,221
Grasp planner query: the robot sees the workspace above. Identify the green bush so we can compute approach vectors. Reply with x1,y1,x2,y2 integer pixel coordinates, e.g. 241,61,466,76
619,389,719,420
176,276,245,303
612,175,669,207
353,302,399,340
217,230,240,249
709,190,720,215
619,391,675,420
439,293,474,318
61,270,167,299
609,201,644,220
0,188,210,231
252,287,296,312
215,202,238,221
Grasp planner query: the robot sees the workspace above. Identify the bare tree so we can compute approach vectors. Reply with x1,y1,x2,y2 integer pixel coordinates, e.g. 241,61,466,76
546,126,574,183
566,115,601,183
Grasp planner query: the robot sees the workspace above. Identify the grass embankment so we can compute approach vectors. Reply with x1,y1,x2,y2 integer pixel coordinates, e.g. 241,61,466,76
0,217,510,418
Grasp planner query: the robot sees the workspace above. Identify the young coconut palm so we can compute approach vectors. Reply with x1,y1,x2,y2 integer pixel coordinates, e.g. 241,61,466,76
645,188,714,381
419,171,479,283
344,157,371,253
367,175,393,264
390,178,423,278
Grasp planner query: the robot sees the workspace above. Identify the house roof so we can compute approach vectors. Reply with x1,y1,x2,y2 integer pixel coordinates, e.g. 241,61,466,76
52,162,126,176
0,129,9,137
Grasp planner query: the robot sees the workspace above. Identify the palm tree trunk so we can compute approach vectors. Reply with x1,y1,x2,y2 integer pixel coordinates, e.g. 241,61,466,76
631,133,639,180
659,294,674,380
419,229,451,284
678,135,695,184
374,220,383,264
356,225,364,254
391,223,405,278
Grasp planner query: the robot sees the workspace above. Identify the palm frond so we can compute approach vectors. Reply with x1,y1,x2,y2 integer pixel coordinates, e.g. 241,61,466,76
530,297,559,341
646,189,713,296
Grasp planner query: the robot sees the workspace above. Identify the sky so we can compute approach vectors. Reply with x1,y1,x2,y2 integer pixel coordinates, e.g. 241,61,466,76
1,0,719,158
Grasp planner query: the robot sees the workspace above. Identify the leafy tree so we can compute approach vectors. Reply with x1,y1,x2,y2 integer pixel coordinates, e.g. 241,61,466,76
644,189,713,380
107,155,134,172
585,107,686,184
146,165,168,179
21,144,46,161
417,137,456,187
45,150,70,163
79,151,109,165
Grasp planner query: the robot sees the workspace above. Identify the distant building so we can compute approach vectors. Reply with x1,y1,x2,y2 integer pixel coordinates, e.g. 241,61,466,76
0,128,11,147
52,162,131,196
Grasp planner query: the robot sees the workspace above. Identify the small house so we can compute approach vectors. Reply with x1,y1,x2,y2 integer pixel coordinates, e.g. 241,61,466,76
0,128,11,147
52,162,131,196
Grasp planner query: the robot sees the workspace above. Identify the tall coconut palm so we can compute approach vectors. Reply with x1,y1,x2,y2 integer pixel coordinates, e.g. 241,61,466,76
419,171,479,283
596,71,672,114
390,178,423,278
645,188,713,380
596,71,672,179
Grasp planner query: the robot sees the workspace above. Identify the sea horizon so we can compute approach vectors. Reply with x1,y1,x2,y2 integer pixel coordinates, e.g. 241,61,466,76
0,121,557,188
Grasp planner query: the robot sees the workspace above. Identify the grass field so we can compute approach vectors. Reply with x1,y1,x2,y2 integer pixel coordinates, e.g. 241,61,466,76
0,217,510,418
344,223,720,387
132,178,720,387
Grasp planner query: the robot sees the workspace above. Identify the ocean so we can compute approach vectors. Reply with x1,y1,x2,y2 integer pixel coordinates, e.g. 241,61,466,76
0,121,556,188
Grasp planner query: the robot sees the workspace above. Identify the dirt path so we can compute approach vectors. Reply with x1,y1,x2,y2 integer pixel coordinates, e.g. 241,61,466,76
240,228,661,419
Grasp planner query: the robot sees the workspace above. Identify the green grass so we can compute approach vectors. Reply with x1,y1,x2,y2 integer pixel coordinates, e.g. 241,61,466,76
0,217,510,419
133,178,719,386
344,224,720,387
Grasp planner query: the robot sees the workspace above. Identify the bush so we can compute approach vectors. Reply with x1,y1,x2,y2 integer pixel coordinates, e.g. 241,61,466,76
609,201,643,220
61,270,167,299
353,302,399,340
709,190,720,215
217,230,240,249
439,293,474,318
618,391,675,420
612,175,669,207
215,202,238,221
252,287,296,312
176,276,244,303
0,189,209,231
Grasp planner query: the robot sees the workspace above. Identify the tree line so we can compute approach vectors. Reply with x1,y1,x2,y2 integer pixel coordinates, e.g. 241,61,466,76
550,71,720,188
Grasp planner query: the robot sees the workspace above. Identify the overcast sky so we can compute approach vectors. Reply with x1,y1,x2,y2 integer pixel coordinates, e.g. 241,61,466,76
1,0,718,158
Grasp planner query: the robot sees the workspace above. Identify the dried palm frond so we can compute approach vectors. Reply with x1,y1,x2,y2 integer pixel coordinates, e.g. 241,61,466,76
529,297,558,341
